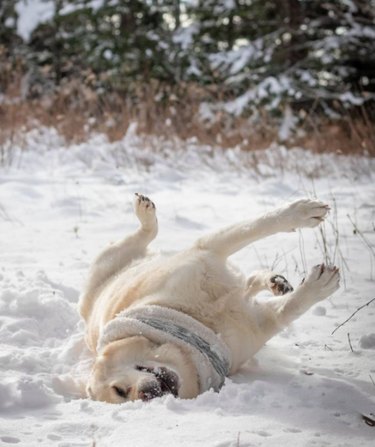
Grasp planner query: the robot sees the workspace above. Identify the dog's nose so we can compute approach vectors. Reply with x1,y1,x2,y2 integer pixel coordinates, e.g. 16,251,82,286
138,382,163,401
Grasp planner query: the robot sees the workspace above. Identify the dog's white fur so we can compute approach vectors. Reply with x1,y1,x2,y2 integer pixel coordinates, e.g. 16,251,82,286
79,195,340,403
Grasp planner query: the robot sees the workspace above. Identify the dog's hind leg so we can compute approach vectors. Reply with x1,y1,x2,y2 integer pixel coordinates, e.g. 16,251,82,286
79,194,158,318
228,264,339,367
195,199,329,259
245,270,294,299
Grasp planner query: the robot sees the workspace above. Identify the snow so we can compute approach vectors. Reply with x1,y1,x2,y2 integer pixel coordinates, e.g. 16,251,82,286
220,76,293,115
60,0,105,16
360,333,375,350
0,126,375,446
15,0,55,42
173,23,200,51
15,0,105,42
278,105,298,142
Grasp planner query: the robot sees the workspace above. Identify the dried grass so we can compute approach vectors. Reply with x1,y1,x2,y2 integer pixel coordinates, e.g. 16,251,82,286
1,75,374,157
299,110,375,156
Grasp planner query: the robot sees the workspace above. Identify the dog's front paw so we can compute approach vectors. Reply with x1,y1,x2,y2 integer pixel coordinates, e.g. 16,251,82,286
134,193,157,230
301,264,340,302
281,199,330,232
269,274,294,296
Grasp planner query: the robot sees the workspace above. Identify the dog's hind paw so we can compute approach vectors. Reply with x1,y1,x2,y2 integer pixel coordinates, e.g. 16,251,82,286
302,263,340,301
269,274,294,296
282,198,330,231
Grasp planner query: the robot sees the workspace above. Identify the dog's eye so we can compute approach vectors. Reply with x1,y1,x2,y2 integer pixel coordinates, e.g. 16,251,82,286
112,386,129,399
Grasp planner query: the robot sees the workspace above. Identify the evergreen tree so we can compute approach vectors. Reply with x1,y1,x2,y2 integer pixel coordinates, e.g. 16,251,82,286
1,0,374,123
0,0,23,90
182,0,375,118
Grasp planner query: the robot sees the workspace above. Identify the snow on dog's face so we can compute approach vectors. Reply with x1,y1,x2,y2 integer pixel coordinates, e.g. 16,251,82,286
87,336,199,403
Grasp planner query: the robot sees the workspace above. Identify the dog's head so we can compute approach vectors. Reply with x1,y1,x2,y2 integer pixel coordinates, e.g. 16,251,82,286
87,336,199,403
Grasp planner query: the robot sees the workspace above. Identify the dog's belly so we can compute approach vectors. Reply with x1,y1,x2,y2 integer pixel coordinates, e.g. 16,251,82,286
86,248,265,372
89,249,246,345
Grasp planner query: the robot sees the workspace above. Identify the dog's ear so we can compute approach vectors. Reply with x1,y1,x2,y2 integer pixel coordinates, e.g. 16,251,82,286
52,374,89,399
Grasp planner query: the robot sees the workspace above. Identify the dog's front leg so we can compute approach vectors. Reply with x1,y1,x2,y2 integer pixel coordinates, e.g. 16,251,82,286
89,193,158,280
79,194,158,319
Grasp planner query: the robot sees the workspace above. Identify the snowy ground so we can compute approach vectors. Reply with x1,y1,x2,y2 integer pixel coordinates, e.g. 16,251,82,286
0,126,374,447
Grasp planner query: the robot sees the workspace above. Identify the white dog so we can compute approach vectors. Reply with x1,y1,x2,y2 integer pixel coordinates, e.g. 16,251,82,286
79,194,339,403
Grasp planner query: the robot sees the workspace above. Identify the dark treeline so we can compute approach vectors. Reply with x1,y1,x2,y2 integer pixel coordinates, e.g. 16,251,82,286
1,0,375,140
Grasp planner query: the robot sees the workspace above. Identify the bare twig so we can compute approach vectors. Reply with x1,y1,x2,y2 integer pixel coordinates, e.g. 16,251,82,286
347,212,375,280
328,194,350,288
347,214,375,257
318,221,331,265
370,374,375,388
0,202,23,225
331,297,375,336
362,413,375,427
347,333,354,353
298,229,307,275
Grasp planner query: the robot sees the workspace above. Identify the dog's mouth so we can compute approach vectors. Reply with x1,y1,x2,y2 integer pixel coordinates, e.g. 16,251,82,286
136,365,180,399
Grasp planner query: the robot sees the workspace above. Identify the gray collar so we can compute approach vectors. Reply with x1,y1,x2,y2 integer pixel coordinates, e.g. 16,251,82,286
135,314,229,381
98,305,231,392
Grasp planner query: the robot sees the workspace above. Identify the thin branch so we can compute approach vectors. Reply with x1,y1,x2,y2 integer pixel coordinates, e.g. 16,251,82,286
347,332,354,352
236,432,241,447
362,413,375,427
331,297,375,336
370,374,375,388
347,214,375,257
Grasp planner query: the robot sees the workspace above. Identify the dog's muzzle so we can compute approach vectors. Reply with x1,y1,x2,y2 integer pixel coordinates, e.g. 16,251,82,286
136,366,179,400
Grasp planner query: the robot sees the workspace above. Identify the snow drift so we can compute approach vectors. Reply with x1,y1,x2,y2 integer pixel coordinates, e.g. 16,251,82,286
0,127,374,446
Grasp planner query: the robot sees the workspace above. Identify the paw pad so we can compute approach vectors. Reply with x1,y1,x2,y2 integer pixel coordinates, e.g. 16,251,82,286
270,275,294,296
135,193,155,209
